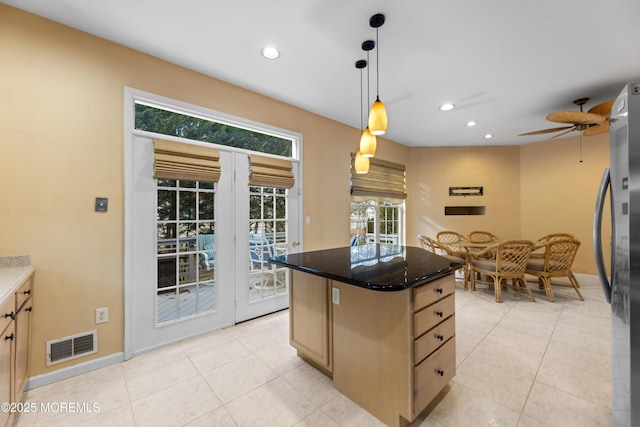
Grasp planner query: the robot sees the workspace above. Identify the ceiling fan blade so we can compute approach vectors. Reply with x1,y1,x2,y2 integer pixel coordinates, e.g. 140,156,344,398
583,122,610,136
518,126,573,136
547,128,576,140
546,111,606,125
588,100,614,117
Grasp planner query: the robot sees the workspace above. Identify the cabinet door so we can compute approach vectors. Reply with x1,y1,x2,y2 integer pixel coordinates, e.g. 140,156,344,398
289,270,331,372
14,301,31,402
0,322,15,427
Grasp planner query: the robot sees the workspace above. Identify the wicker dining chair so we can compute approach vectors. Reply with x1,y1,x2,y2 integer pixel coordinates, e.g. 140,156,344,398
468,230,500,243
435,231,467,257
469,240,535,303
417,235,466,264
436,231,470,287
525,238,583,302
531,233,580,287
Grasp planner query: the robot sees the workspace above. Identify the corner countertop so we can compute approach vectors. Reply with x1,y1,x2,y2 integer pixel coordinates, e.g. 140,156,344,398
0,256,34,303
270,244,461,291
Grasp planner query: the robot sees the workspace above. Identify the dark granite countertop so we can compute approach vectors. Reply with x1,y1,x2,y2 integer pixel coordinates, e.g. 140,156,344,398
269,244,461,291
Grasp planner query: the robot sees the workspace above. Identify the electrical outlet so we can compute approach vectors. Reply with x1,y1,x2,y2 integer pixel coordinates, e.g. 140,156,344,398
332,287,340,305
96,307,108,324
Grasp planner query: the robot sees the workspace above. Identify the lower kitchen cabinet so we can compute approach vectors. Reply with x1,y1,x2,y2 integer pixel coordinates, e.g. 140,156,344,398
0,269,33,427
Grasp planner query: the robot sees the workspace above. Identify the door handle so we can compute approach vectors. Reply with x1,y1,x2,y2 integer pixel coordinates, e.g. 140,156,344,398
594,168,612,303
291,241,300,247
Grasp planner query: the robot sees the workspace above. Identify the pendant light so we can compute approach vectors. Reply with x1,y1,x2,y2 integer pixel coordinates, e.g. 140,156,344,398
354,59,370,174
368,13,387,136
360,40,377,157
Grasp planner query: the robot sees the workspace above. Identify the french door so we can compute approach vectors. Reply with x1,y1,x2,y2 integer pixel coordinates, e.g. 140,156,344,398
127,135,299,356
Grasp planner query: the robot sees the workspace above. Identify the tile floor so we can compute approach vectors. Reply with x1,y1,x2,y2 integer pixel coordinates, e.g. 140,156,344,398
12,274,611,427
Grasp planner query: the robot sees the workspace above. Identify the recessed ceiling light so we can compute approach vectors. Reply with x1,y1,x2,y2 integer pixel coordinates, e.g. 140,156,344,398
261,46,280,60
484,134,493,139
466,121,477,127
439,103,454,111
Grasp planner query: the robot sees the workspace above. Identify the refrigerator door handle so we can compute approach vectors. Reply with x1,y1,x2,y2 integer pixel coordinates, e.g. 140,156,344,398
593,167,612,303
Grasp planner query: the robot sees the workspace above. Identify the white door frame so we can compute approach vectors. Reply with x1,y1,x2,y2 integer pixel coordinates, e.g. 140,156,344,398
123,87,303,360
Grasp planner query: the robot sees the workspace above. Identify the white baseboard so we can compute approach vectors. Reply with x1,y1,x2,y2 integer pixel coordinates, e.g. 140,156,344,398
25,352,124,390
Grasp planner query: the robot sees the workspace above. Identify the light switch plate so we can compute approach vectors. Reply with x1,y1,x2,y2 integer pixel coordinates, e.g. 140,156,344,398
95,197,108,212
332,287,340,305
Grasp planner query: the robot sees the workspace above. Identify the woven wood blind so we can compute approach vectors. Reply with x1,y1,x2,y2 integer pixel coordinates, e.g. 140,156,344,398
350,153,406,203
153,139,221,183
249,154,295,189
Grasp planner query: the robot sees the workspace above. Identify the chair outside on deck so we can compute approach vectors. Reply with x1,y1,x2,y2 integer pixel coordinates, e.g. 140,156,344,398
525,238,583,302
198,234,215,271
469,240,535,303
249,234,283,290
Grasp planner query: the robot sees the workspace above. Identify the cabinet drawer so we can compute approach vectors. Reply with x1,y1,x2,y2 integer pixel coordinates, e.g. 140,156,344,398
415,337,456,412
414,315,455,365
413,275,454,312
16,277,32,311
414,294,454,338
0,297,14,334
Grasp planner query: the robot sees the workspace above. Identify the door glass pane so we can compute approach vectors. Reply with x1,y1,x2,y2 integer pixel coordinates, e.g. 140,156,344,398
249,186,288,302
157,180,217,324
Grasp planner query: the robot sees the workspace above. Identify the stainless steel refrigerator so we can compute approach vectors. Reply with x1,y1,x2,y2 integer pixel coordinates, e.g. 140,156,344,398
594,82,640,427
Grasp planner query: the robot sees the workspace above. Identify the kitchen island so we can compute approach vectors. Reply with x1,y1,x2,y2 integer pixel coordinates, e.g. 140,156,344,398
270,244,461,427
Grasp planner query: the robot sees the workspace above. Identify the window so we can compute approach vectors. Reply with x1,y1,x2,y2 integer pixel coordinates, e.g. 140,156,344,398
349,154,406,246
350,200,404,246
156,179,216,323
135,102,294,157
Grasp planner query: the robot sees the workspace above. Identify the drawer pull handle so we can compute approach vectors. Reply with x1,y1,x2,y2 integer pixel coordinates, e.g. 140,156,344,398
4,333,14,341
435,288,443,294
437,369,444,377
25,307,33,312
23,290,31,295
4,312,14,320
436,334,444,341
436,311,443,317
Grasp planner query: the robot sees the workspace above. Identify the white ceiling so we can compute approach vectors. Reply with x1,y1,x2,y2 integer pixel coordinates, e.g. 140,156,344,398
4,0,640,147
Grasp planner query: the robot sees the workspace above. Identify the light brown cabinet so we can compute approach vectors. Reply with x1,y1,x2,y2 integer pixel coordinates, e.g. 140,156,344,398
14,277,32,404
289,270,455,427
0,271,33,427
0,321,14,427
289,270,332,374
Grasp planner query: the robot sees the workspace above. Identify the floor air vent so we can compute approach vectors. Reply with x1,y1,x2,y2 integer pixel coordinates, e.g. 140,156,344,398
46,330,97,366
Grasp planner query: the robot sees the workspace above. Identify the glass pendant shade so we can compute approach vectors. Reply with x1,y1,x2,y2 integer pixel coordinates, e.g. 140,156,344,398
368,97,387,135
354,150,370,174
359,128,377,157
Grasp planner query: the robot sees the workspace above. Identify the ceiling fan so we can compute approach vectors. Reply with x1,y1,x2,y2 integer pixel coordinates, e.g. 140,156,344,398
519,97,614,139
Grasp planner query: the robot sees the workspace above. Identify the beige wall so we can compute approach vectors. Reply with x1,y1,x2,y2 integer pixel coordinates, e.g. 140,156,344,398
1,4,610,378
0,5,408,376
406,146,522,244
520,133,611,274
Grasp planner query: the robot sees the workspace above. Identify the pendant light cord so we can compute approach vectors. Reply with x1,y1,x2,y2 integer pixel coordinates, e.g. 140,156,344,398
360,68,364,130
579,133,583,163
376,27,380,98
367,50,371,110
